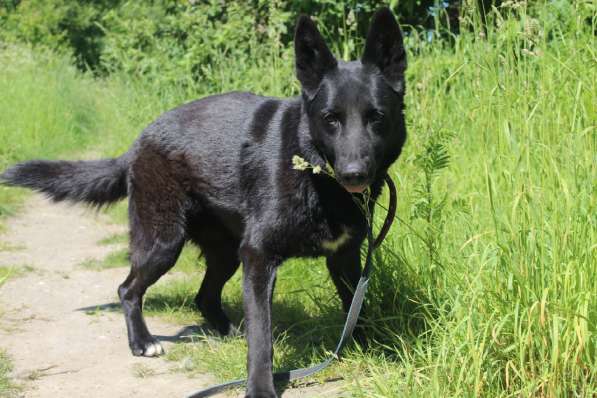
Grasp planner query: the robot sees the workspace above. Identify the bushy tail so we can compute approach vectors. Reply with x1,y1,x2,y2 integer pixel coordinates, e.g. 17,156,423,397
0,156,129,207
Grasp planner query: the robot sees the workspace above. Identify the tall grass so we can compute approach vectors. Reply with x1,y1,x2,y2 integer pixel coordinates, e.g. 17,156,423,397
0,46,96,219
0,1,595,396
0,45,130,220
362,2,596,396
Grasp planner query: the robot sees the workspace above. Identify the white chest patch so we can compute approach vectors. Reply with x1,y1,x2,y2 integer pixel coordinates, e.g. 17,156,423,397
321,227,351,252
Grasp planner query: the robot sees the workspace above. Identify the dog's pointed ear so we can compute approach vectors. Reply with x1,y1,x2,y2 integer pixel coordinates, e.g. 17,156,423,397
294,15,337,100
362,8,407,92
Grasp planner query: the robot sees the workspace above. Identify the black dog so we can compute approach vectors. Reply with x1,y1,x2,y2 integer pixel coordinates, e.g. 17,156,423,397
1,8,407,398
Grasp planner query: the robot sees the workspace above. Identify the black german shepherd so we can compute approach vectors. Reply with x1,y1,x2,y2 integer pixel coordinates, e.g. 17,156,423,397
1,8,407,397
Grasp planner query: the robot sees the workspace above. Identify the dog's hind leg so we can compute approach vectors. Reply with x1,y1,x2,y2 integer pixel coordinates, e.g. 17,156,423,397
118,205,185,356
118,216,185,356
118,156,188,356
190,221,240,335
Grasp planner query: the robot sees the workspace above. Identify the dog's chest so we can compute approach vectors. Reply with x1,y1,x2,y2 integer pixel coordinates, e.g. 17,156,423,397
281,213,358,257
320,226,351,253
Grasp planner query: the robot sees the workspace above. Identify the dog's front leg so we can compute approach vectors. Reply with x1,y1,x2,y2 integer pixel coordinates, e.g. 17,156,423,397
240,244,279,398
326,244,362,313
326,243,367,346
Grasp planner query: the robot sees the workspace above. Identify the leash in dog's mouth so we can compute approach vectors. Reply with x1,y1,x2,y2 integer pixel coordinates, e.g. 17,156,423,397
185,174,397,398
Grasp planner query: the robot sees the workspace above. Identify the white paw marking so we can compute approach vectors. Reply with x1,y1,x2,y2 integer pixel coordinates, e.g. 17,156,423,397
143,341,164,357
322,227,351,252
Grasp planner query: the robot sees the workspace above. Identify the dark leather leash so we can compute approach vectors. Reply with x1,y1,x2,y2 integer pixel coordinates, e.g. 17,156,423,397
186,174,397,398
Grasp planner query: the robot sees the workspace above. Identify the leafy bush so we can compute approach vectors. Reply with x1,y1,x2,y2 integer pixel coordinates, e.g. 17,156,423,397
100,1,282,89
1,0,467,79
0,0,119,70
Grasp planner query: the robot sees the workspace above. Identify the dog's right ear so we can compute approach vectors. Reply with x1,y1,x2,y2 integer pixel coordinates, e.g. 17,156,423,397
294,16,337,100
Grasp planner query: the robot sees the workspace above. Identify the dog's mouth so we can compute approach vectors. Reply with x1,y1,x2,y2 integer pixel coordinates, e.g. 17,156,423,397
342,184,368,194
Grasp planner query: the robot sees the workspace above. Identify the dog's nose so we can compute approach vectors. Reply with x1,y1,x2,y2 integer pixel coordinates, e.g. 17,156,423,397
338,162,368,186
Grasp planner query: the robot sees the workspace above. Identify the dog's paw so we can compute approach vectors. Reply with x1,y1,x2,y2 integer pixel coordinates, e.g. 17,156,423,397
212,317,231,336
244,392,277,398
196,300,232,336
130,338,164,357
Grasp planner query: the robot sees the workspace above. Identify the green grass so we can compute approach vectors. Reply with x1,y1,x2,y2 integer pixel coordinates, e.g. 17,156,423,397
0,1,595,397
98,232,129,246
0,350,19,397
0,45,96,224
130,363,157,379
143,244,204,324
0,265,33,286
163,259,355,387
79,249,129,270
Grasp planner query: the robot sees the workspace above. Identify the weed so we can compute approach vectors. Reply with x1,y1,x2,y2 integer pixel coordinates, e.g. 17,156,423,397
131,363,157,379
98,233,128,246
0,350,19,397
80,249,128,270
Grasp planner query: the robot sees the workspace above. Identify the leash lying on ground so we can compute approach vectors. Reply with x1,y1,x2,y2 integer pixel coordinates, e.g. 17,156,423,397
186,174,397,398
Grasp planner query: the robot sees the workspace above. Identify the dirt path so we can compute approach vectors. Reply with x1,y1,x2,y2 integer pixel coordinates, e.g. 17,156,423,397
0,195,345,398
0,195,217,398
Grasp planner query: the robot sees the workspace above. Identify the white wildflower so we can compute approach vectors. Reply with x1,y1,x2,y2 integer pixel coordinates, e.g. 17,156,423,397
346,10,356,29
292,155,309,171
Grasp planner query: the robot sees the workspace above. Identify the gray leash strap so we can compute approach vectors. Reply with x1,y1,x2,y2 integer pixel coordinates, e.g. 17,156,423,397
186,177,397,397
186,227,374,398
186,275,370,398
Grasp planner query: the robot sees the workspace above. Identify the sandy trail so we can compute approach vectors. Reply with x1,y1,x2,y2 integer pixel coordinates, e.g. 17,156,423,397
0,195,344,398
0,195,220,397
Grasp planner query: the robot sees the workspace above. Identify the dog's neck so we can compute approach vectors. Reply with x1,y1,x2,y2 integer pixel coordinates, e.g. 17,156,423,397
295,99,323,165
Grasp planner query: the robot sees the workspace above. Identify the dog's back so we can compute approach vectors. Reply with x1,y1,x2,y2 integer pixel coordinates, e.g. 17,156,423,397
0,91,255,213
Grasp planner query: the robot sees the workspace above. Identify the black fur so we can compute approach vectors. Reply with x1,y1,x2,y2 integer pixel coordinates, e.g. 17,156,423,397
1,157,128,207
1,8,407,398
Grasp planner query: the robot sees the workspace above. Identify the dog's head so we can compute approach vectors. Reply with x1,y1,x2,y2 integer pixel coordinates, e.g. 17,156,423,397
295,8,407,193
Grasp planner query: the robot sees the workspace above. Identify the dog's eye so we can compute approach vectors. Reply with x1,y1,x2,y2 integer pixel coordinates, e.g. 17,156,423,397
322,112,340,128
367,109,385,124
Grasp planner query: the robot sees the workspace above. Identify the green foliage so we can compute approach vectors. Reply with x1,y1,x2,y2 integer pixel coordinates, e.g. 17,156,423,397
98,1,292,91
0,0,118,70
0,0,464,79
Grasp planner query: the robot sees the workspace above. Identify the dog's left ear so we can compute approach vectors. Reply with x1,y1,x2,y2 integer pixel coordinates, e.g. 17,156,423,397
362,7,407,92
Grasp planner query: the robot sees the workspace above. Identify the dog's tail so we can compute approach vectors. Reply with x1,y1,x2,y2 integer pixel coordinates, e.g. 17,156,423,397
0,155,129,207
